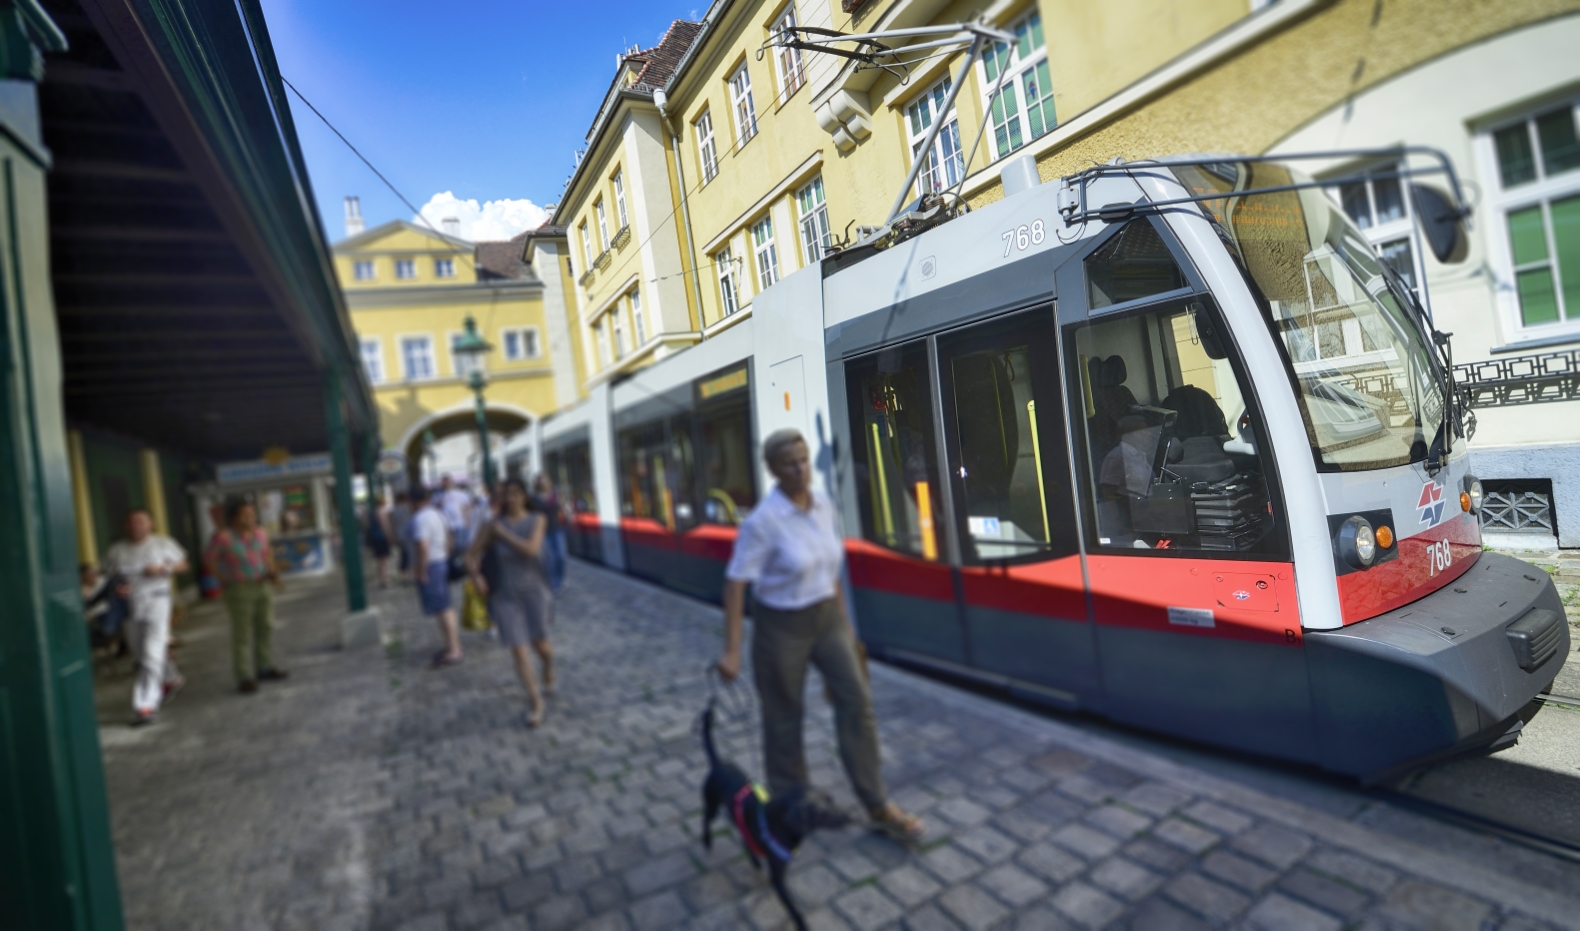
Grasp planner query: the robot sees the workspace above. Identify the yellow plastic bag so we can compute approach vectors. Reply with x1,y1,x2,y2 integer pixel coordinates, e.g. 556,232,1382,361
461,579,491,631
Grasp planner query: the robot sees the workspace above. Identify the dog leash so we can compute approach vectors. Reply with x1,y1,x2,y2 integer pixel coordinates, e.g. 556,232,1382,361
703,662,763,765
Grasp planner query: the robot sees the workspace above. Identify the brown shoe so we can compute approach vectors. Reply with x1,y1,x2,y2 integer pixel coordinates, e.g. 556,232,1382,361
258,668,289,681
238,680,259,694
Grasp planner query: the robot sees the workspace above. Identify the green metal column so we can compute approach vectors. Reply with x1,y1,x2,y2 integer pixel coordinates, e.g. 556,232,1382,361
472,376,494,489
0,8,122,929
325,370,367,612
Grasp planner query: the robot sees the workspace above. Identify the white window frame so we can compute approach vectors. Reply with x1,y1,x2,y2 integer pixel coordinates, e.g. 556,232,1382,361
716,245,740,317
1478,96,1580,341
906,77,965,197
594,320,610,368
359,337,384,384
1325,161,1424,296
398,334,435,382
611,309,626,359
695,110,719,183
353,260,375,281
579,221,594,270
978,10,1055,162
728,63,758,147
500,326,541,361
395,258,417,280
612,171,629,230
434,257,456,278
796,176,832,264
752,215,779,289
630,289,646,346
772,6,805,100
594,198,609,250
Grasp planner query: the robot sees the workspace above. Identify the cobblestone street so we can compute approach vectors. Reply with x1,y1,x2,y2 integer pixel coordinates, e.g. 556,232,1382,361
97,561,1580,931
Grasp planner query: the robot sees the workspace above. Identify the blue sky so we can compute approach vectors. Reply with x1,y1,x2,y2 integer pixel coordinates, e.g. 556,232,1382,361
260,0,700,242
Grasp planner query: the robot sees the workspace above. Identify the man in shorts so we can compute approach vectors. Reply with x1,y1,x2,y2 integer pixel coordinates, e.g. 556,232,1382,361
103,508,189,725
412,485,462,667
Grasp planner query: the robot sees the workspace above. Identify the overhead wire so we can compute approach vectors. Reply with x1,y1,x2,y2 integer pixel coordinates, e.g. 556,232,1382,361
283,75,512,335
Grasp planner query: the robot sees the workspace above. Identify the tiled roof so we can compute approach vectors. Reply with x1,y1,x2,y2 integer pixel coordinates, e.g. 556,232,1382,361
473,231,532,280
630,20,703,89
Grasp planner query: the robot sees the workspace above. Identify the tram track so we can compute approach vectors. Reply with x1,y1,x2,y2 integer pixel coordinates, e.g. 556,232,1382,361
875,653,1580,878
1370,784,1580,865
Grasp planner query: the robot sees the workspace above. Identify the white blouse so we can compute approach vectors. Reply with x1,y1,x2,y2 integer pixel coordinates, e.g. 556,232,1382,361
725,486,844,612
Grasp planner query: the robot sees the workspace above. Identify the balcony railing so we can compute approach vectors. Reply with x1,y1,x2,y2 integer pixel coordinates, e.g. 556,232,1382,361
1454,347,1580,409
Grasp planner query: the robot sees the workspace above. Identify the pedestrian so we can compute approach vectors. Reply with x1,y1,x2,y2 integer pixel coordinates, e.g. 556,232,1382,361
390,490,414,583
467,477,556,727
715,428,924,841
438,474,471,543
102,508,189,726
365,494,394,587
204,499,287,694
412,485,463,667
533,473,568,593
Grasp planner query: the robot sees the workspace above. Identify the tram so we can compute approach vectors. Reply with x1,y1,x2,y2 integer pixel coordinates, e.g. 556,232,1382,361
511,151,1568,780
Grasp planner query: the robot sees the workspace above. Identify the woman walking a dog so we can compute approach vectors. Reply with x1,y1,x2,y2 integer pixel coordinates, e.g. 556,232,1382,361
716,428,924,842
467,477,556,727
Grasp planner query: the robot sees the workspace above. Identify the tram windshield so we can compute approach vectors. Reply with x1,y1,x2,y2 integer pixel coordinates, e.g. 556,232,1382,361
1172,162,1446,472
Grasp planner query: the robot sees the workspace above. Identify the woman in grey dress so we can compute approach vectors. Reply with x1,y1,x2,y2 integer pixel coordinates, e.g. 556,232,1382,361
466,478,556,726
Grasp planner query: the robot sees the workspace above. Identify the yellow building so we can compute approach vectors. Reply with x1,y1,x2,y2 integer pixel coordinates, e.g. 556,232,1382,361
334,219,564,475
540,0,1580,543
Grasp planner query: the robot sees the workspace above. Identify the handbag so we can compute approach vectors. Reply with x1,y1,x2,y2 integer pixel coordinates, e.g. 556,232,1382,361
461,579,491,631
446,553,468,583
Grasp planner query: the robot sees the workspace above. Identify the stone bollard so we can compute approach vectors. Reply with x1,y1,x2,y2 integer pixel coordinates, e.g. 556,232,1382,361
340,606,382,650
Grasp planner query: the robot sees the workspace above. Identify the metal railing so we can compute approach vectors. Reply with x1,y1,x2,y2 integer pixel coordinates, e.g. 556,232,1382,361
1454,347,1580,409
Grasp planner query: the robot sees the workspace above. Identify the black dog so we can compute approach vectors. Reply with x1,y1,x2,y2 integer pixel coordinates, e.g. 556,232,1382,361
700,701,850,930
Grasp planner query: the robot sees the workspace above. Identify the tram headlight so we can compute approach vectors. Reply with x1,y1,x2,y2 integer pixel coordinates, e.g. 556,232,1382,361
1338,515,1377,569
1463,475,1483,514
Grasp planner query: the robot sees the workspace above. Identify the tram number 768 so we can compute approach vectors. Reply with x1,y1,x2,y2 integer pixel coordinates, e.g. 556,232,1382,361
1002,220,1046,257
1426,539,1453,577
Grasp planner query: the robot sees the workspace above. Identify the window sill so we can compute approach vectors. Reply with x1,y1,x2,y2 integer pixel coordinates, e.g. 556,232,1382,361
1491,329,1580,354
773,77,806,115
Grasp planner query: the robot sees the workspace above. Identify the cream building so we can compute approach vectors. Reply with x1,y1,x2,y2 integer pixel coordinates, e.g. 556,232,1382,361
334,217,564,480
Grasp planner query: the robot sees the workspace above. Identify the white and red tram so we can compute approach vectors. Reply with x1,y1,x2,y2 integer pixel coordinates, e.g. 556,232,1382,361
513,152,1568,779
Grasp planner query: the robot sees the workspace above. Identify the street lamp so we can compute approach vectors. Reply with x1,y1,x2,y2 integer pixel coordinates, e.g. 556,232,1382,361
450,315,495,488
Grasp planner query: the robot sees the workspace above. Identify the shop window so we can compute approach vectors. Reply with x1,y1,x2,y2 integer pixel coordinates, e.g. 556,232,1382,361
846,341,945,560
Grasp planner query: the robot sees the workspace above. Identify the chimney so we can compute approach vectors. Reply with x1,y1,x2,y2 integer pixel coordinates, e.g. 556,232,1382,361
344,196,364,237
442,217,461,239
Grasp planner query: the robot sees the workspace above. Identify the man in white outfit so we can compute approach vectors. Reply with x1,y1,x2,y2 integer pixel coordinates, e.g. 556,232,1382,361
102,508,189,726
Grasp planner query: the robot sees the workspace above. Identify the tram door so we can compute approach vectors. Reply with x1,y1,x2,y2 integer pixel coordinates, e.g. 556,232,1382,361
935,307,1092,703
844,341,961,662
844,308,1092,704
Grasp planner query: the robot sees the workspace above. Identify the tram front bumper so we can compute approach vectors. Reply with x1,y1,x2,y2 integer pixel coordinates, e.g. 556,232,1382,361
1304,552,1568,780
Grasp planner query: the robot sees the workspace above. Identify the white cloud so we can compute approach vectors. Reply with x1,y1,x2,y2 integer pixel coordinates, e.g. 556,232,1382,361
413,191,549,242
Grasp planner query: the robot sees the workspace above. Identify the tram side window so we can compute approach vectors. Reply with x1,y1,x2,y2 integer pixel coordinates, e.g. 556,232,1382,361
846,342,946,560
938,308,1078,563
618,423,667,524
668,414,699,530
564,442,597,513
698,396,756,525
545,442,596,514
1070,299,1282,556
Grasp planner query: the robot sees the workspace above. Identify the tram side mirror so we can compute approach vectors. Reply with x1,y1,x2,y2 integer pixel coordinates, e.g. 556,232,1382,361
1410,185,1470,264
1189,304,1228,360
